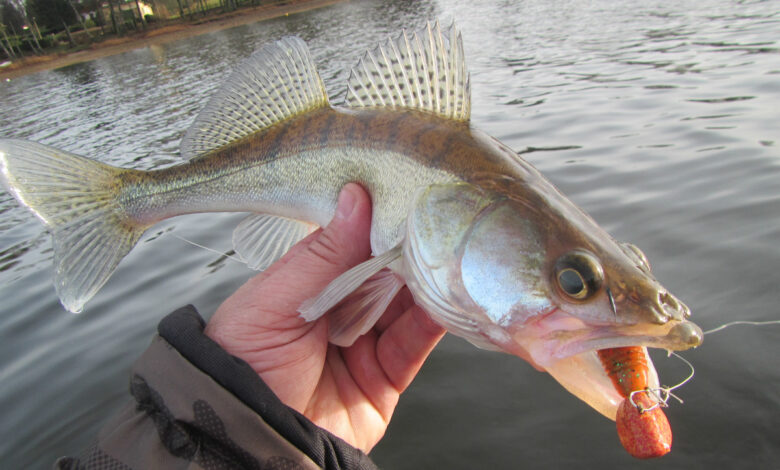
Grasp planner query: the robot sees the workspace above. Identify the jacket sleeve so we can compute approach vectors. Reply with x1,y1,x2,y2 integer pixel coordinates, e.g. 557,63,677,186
55,305,379,470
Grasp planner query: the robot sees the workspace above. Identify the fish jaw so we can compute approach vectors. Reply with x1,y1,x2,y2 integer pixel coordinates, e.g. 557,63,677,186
542,319,703,359
545,352,627,420
544,347,661,420
499,309,701,419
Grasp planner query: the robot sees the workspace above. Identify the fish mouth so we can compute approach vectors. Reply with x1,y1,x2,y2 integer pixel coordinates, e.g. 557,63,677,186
544,320,703,359
511,311,703,420
515,309,703,364
544,349,659,421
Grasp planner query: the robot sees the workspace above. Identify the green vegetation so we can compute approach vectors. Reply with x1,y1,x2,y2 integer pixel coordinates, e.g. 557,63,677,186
0,0,290,62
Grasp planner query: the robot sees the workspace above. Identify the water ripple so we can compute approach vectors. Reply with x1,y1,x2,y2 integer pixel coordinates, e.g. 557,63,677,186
0,0,778,468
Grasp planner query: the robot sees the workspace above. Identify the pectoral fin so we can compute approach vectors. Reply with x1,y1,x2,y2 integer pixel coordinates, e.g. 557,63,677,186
298,245,403,344
326,269,405,346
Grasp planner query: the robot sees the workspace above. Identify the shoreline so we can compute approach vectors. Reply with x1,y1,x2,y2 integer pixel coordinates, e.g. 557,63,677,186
0,0,345,80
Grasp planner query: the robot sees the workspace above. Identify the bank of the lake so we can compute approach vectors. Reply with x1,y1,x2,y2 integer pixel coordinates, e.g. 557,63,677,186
1,0,778,467
0,0,345,80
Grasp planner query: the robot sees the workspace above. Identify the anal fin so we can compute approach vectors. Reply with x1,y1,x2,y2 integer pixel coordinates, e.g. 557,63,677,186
233,214,316,270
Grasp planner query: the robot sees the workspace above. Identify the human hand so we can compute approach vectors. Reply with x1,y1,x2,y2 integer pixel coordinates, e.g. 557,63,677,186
205,183,446,452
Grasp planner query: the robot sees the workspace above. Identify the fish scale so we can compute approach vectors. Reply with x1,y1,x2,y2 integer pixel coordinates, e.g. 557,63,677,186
0,22,702,457
124,106,515,246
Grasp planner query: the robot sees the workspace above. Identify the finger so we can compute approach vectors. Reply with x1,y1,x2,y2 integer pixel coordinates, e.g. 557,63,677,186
239,183,373,315
324,344,386,451
376,305,446,393
373,286,416,333
340,330,398,423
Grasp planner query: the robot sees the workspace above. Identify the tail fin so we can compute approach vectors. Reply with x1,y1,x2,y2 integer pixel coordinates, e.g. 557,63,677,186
0,139,147,313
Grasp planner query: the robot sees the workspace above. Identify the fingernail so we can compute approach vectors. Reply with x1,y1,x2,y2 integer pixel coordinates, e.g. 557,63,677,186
335,185,357,221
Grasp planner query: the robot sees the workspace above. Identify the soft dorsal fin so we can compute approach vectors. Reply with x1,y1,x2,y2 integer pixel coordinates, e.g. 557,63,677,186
181,37,329,159
346,21,471,122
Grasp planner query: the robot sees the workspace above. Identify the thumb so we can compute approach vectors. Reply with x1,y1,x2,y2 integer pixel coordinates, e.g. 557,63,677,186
232,183,373,315
205,184,372,372
295,182,374,277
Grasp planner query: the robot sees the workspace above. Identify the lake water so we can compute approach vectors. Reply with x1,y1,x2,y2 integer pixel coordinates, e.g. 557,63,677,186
1,0,778,468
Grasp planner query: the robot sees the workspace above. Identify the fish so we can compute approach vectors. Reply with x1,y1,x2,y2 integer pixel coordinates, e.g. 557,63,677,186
0,22,702,430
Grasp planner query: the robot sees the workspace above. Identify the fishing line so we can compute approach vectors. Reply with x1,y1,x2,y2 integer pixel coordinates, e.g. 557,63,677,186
631,319,780,412
630,351,694,412
169,233,244,264
164,230,780,411
702,320,780,335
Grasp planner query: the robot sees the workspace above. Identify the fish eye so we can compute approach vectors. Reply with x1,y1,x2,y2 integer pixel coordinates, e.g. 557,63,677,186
554,250,603,301
558,268,587,299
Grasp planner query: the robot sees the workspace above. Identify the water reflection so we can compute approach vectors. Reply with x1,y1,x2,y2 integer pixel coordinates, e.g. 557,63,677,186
0,0,778,468
0,241,30,272
54,61,101,86
688,95,756,103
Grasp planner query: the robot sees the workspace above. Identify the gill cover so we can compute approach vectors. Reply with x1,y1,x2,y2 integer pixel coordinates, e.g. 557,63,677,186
403,183,554,353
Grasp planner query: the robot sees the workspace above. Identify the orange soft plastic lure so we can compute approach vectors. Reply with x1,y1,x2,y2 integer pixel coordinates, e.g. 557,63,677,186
598,347,672,458
598,346,650,397
615,392,672,458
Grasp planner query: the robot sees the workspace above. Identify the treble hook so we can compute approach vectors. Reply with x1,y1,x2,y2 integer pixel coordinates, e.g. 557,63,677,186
628,352,695,413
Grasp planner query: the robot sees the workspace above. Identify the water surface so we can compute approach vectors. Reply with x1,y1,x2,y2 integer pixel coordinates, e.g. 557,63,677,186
1,0,778,468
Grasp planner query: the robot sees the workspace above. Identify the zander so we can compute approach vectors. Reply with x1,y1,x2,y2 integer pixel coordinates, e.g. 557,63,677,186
0,22,702,444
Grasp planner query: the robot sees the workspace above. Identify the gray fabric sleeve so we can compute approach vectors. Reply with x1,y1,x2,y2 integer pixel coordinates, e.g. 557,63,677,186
55,305,379,470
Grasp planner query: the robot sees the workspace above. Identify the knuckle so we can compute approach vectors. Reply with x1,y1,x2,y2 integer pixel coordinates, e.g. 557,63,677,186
307,229,349,267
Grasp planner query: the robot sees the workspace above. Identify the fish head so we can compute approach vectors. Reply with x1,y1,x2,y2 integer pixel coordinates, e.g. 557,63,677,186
538,236,702,357
533,217,703,420
547,238,691,327
403,181,702,419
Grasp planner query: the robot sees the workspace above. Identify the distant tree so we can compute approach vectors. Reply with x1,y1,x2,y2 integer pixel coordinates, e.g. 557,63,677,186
65,0,91,36
223,0,237,13
174,0,185,19
27,0,78,32
105,0,124,35
0,25,16,59
196,0,207,16
0,0,25,32
1,0,44,56
133,0,147,29
0,1,19,58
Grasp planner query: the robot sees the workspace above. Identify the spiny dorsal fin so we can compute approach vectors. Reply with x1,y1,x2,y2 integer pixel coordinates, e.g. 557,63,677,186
181,37,328,159
346,21,470,122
